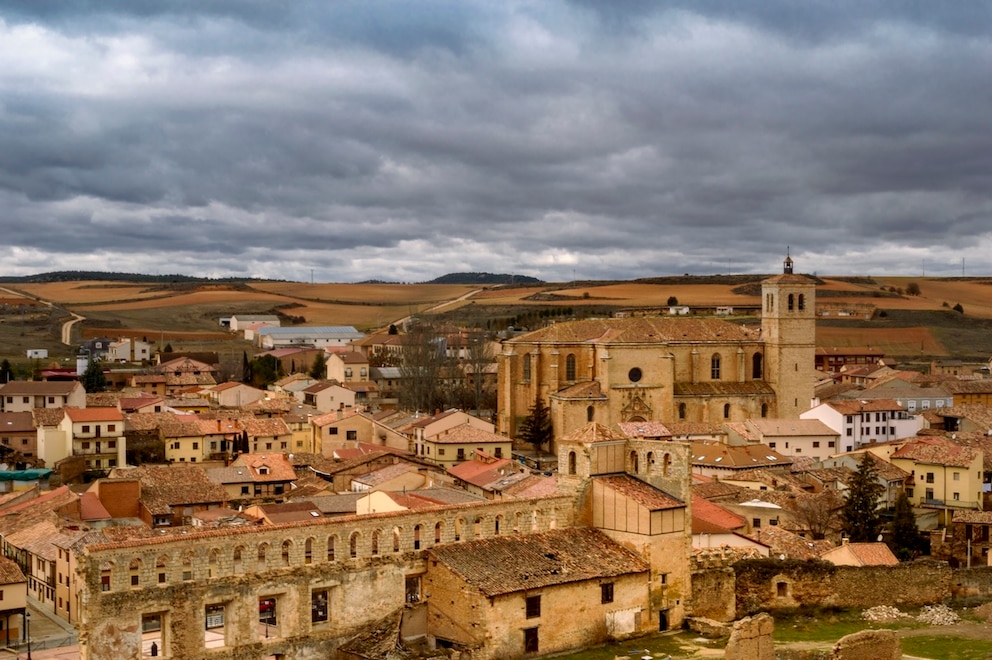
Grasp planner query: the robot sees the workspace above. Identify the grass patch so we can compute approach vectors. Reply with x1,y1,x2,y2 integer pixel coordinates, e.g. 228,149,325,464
900,635,992,660
770,607,926,644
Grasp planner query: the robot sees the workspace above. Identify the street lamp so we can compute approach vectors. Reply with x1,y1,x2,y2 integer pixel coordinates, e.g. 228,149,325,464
25,611,31,660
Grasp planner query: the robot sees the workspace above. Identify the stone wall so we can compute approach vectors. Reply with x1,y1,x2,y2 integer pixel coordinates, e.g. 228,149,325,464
79,495,577,659
949,566,992,600
691,566,736,621
731,559,951,616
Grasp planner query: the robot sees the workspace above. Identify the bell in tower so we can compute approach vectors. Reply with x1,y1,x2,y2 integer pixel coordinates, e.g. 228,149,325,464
783,248,793,274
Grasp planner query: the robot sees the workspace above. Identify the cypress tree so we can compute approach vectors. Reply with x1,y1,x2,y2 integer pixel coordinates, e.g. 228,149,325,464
841,452,886,542
518,397,553,451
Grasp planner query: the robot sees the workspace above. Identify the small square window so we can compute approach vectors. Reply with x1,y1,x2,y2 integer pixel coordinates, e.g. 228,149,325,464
525,595,541,619
600,582,614,604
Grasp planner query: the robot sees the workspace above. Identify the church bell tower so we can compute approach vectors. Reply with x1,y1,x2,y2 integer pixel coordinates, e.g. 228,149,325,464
761,253,816,418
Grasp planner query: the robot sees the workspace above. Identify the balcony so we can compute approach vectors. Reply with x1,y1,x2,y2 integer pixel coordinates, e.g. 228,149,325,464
922,498,981,510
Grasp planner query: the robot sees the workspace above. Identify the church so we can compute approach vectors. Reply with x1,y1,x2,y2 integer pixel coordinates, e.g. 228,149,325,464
497,257,816,444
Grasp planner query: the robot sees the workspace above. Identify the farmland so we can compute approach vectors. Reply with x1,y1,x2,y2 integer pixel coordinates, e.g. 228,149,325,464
2,274,992,362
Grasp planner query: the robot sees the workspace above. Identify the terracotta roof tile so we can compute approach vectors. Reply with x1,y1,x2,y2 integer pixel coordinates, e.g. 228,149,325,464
108,465,228,514
509,317,760,345
427,528,649,597
0,556,26,585
596,474,685,510
65,407,124,422
428,423,506,445
891,436,980,468
616,421,672,438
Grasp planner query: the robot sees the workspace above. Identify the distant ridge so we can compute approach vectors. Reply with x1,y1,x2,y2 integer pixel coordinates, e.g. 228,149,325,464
426,272,543,285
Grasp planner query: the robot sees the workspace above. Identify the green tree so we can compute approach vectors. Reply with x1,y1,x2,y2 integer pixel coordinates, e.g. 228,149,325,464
841,453,886,542
79,357,108,393
309,351,328,379
888,491,923,561
247,354,282,388
388,323,399,335
0,359,12,384
953,303,964,314
518,397,553,451
163,343,174,353
242,351,252,384
906,281,921,296
667,296,679,306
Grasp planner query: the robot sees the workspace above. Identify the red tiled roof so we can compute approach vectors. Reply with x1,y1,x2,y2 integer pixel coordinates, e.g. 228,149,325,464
597,474,685,510
891,436,980,468
692,496,746,532
65,407,124,422
234,453,297,482
427,423,506,445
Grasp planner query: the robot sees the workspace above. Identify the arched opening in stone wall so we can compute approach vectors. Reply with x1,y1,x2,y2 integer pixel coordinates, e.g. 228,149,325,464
371,529,381,555
565,353,576,381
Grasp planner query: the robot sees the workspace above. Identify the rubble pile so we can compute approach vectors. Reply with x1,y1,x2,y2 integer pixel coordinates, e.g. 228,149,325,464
861,605,909,622
916,604,960,626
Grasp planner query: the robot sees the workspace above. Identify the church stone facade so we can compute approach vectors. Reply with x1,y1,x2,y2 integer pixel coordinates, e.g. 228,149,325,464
497,258,816,443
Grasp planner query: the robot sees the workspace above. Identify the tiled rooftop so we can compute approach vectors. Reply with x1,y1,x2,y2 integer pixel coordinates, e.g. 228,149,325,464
427,527,649,597
890,436,980,468
509,317,759,345
596,474,684,510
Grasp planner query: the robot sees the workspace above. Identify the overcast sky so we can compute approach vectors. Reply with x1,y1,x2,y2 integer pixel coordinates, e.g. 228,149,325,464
1,2,991,282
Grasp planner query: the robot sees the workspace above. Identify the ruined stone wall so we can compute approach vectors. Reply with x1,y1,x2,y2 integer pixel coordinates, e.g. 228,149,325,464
733,559,951,616
950,566,992,600
78,495,577,659
690,566,736,622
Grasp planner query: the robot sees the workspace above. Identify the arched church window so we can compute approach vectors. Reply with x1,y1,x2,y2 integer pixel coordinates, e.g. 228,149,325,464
752,353,763,379
565,354,576,381
678,403,686,419
723,403,731,419
788,293,795,311
798,294,805,311
523,354,531,381
711,354,721,380
567,451,576,475
587,405,594,422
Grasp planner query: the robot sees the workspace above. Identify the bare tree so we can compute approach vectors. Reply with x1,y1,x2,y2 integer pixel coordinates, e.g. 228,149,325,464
464,325,496,414
398,317,451,412
788,490,843,540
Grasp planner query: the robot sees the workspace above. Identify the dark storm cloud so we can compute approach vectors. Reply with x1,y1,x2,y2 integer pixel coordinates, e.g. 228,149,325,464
0,1,991,281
